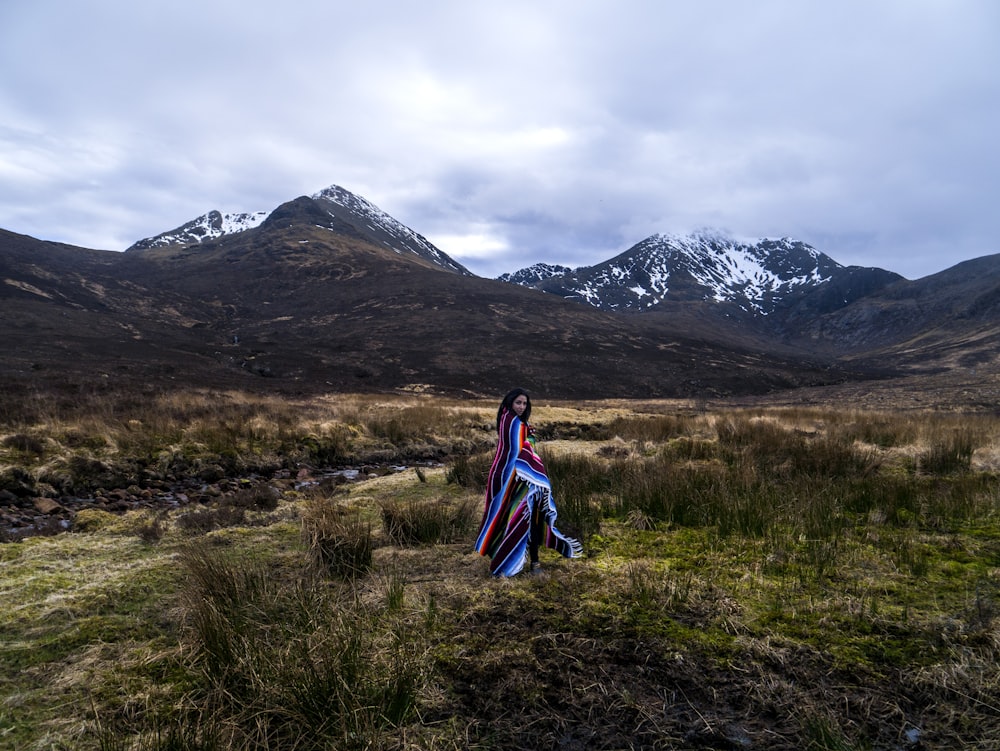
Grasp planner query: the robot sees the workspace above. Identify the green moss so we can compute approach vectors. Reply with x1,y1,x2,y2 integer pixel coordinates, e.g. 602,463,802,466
72,507,124,533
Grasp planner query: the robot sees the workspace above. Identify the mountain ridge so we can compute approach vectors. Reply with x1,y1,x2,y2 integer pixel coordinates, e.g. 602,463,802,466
506,232,903,316
126,210,269,251
126,185,473,276
0,221,856,400
3,184,998,402
122,186,904,326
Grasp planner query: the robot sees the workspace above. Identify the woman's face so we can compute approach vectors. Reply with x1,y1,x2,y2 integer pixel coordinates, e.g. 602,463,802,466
512,394,528,417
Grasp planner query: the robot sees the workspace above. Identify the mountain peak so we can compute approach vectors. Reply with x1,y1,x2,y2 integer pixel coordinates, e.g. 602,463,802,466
125,209,268,252
311,185,472,275
496,262,573,285
657,227,735,246
505,231,877,315
312,184,378,214
124,184,471,276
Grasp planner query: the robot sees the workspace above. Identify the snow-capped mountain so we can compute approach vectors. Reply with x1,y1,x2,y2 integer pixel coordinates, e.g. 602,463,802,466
311,185,471,275
124,185,898,314
6,186,1000,398
507,231,900,316
126,184,472,276
497,262,573,286
126,210,269,251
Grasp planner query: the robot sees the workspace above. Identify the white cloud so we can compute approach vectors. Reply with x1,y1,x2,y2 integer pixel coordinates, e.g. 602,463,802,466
434,230,510,262
0,0,998,278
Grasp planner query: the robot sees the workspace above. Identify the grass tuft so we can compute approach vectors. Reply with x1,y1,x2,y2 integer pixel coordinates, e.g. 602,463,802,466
380,496,477,546
301,496,374,579
164,543,427,750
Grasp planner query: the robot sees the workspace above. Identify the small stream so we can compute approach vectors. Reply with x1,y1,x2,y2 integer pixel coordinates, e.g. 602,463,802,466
1,462,441,542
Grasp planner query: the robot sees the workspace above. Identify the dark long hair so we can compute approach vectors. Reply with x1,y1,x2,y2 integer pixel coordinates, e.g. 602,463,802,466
497,387,531,428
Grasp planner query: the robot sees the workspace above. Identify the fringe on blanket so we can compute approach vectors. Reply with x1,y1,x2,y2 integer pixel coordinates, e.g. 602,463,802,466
488,485,582,578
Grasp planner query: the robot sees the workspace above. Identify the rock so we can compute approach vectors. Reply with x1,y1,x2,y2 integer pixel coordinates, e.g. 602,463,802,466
33,498,64,515
199,465,226,482
0,467,35,497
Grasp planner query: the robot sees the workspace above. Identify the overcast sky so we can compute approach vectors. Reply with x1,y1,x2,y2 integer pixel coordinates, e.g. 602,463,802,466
2,1,998,279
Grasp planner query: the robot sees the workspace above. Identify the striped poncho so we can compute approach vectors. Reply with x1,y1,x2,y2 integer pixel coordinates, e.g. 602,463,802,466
474,407,583,577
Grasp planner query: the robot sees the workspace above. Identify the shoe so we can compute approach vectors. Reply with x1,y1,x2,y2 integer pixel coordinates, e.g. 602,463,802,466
530,561,542,573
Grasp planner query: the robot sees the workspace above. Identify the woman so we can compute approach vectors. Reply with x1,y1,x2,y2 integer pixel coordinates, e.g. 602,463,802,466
475,388,583,577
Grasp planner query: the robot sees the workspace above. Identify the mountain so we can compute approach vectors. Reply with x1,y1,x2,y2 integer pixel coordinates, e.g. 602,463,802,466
127,184,472,276
2,184,997,404
504,231,903,316
310,186,472,276
0,191,858,401
126,210,269,251
497,263,572,286
795,253,1000,371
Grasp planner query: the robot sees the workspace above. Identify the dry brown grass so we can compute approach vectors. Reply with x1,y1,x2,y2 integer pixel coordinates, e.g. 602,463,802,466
2,393,1000,749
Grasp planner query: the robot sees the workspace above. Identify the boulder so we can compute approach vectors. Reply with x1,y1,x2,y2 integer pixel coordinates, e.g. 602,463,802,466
33,497,64,515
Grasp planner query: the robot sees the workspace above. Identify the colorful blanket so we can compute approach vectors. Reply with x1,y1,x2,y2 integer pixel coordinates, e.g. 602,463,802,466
475,408,583,577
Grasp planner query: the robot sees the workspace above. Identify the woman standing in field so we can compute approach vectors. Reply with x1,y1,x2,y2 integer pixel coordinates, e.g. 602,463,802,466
474,388,583,577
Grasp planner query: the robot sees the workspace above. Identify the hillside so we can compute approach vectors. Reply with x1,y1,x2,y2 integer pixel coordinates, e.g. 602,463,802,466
0,208,851,401
3,184,997,403
792,254,1000,370
501,231,1000,376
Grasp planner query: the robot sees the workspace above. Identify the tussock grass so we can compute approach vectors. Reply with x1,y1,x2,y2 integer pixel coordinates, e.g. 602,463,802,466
920,428,977,474
2,394,1000,749
118,544,431,750
301,496,374,578
443,450,492,492
380,496,477,546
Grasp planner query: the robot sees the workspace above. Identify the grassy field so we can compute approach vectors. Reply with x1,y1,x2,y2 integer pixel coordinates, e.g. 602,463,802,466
1,389,999,749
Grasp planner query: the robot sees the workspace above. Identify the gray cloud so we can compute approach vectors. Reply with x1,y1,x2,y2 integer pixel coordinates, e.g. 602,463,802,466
1,0,997,279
